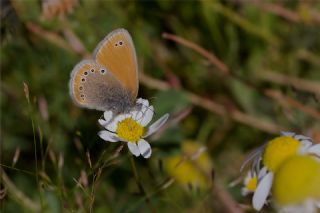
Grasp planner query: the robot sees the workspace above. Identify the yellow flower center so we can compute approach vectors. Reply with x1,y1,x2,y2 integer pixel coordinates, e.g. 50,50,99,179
116,118,144,143
272,155,320,205
262,136,300,172
246,175,257,191
164,141,212,189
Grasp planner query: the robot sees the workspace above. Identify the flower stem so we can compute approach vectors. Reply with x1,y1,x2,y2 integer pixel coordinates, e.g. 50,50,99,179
130,156,156,213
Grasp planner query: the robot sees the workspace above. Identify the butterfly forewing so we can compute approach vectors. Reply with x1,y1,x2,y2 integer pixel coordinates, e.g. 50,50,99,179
94,28,139,101
69,60,132,112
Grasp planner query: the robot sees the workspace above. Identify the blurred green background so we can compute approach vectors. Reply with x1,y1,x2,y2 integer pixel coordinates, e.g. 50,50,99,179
1,0,320,212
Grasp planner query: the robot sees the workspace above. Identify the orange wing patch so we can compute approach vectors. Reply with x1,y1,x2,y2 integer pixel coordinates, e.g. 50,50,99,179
69,60,100,106
94,29,138,100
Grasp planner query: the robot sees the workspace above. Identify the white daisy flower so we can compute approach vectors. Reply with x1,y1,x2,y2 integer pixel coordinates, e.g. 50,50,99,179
97,98,169,158
242,170,258,196
242,132,320,211
272,155,320,213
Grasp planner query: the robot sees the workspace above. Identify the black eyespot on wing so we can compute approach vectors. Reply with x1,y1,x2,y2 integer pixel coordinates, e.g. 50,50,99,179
101,69,105,74
84,71,88,75
119,41,123,45
79,86,83,90
91,69,94,73
81,78,85,82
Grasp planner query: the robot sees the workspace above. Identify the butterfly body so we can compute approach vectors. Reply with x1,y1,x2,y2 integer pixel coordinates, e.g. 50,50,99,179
69,29,139,114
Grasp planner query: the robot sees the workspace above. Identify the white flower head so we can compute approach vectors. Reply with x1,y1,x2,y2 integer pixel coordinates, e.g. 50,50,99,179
273,155,320,213
241,132,320,211
242,170,258,196
98,98,169,158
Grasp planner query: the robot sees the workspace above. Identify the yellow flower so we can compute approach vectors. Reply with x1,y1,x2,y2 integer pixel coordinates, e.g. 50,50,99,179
273,155,320,207
241,132,320,211
262,136,300,172
242,171,257,195
164,141,212,189
116,118,145,143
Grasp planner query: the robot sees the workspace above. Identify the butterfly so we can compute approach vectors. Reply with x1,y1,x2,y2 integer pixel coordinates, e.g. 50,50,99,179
69,28,139,114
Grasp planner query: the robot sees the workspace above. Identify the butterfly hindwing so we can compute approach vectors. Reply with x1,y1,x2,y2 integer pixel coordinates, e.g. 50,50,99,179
69,59,132,112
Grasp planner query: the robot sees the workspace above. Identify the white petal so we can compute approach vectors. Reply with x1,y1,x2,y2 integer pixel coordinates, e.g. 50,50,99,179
98,111,114,127
307,144,320,156
127,142,140,157
98,119,108,127
139,106,154,126
281,131,295,137
258,167,268,180
131,110,143,121
240,145,264,172
136,98,149,107
128,108,153,127
298,140,313,154
136,99,153,122
295,134,312,141
103,111,113,122
144,113,169,137
105,120,118,132
98,131,119,142
138,139,152,158
253,172,273,211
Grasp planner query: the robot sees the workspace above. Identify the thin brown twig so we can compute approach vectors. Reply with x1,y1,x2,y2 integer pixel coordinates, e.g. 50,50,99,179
239,0,320,25
151,106,193,140
258,70,320,96
1,167,40,212
264,89,320,120
213,182,243,213
239,0,300,23
63,28,90,58
140,73,283,134
162,33,230,75
162,32,320,119
26,22,73,53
